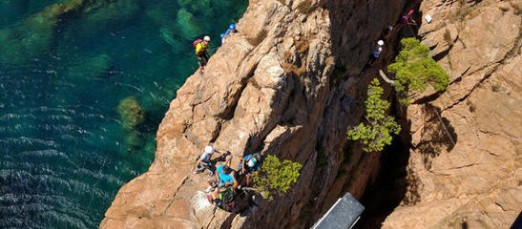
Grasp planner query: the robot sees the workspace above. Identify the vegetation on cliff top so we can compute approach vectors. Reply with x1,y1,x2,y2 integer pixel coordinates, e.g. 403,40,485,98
388,38,450,105
347,78,401,152
252,154,302,199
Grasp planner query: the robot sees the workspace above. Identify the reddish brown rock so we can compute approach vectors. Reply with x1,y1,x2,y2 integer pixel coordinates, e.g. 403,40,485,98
101,0,521,227
382,0,522,228
101,0,410,228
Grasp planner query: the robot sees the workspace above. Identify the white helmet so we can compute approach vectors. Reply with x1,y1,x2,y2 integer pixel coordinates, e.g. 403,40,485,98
377,40,384,46
203,35,210,42
247,158,256,167
204,146,214,154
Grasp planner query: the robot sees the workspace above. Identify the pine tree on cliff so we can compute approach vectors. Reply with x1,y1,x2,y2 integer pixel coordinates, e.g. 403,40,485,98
252,154,302,199
347,78,401,152
387,38,449,105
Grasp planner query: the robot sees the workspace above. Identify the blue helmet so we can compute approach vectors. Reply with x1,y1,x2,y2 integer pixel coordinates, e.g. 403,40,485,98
229,24,236,31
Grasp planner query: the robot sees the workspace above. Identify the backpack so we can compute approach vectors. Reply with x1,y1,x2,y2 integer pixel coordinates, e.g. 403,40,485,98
253,153,262,162
192,38,203,48
220,188,235,204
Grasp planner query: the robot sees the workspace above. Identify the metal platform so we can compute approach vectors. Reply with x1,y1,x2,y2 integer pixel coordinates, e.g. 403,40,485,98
311,193,365,229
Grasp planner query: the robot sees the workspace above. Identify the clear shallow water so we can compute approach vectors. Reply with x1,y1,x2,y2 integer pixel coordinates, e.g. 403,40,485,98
0,0,246,228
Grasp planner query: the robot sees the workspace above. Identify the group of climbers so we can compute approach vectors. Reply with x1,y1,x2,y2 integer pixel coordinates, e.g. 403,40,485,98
193,145,261,211
190,8,422,212
369,9,418,65
192,10,417,73
192,23,238,74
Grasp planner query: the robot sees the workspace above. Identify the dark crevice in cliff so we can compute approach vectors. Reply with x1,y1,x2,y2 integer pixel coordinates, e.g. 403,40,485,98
355,126,411,228
220,212,237,229
286,0,413,227
352,1,428,227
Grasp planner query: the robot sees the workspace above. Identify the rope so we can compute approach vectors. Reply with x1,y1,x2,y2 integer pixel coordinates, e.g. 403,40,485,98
379,69,395,84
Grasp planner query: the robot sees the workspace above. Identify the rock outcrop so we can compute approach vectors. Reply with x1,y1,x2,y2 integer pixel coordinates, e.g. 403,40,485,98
382,0,522,228
100,0,407,228
101,0,521,228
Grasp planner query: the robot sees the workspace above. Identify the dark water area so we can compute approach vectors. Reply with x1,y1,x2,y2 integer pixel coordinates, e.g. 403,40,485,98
0,0,247,228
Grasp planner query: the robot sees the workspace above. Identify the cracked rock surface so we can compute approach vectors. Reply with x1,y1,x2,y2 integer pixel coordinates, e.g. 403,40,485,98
383,0,522,228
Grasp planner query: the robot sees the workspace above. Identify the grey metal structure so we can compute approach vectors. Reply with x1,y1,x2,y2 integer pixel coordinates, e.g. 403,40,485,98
311,193,365,229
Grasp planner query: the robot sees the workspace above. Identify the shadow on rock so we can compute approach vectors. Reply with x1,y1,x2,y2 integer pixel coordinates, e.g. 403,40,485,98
416,103,457,170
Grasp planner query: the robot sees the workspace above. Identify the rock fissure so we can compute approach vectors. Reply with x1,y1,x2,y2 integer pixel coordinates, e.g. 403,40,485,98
162,176,189,215
433,163,478,172
440,15,521,112
441,63,500,112
479,148,499,157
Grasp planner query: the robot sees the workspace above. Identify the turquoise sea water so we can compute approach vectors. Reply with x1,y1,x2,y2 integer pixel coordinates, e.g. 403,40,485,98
0,0,246,228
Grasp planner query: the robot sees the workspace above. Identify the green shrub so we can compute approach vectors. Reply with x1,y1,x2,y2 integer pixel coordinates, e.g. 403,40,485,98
388,38,449,105
347,78,401,152
252,154,302,199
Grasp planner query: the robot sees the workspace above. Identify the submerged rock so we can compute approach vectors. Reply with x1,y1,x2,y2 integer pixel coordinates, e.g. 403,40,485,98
117,96,145,131
175,8,204,40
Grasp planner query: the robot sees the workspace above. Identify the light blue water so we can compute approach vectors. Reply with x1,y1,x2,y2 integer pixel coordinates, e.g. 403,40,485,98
0,0,246,228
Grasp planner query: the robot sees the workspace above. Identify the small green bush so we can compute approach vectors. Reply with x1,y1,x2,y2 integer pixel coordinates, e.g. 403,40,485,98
388,38,449,105
347,78,401,152
252,154,302,199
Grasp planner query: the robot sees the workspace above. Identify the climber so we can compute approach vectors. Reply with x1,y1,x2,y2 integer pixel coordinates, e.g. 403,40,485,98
393,9,417,33
372,40,384,58
207,186,236,208
216,157,237,188
237,153,261,187
194,35,211,73
401,9,417,26
220,23,238,44
368,40,384,65
205,152,234,188
193,145,223,177
207,162,239,204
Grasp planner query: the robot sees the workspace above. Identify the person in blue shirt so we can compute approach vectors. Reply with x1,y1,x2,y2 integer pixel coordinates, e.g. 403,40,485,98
220,24,238,44
207,160,238,204
216,165,237,187
237,153,261,187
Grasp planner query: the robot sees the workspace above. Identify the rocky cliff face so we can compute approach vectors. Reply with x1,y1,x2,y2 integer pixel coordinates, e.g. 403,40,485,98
382,0,522,228
100,0,407,228
100,0,521,228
